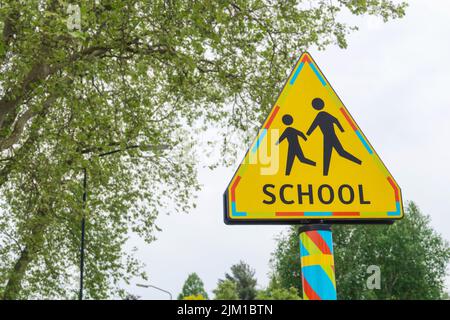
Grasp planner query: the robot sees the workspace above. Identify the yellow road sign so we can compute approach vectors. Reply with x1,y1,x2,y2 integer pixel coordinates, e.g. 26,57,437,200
224,53,403,224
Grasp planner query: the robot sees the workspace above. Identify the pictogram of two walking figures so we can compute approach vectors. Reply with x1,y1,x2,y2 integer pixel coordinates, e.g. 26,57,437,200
276,97,362,176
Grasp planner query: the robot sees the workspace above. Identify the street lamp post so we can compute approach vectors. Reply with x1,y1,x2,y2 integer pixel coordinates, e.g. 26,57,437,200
136,283,173,300
78,144,167,300
79,167,87,300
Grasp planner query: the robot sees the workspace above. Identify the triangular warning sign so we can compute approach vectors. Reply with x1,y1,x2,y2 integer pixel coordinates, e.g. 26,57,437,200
224,53,403,224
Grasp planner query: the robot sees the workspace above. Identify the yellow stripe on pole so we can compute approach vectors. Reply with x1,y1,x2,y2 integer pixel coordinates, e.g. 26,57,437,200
301,254,334,267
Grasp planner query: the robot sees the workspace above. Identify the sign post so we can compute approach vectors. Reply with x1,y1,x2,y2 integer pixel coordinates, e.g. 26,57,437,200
223,52,403,299
299,225,336,300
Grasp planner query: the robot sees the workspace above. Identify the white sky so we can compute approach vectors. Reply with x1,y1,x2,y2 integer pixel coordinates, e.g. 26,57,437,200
123,0,450,299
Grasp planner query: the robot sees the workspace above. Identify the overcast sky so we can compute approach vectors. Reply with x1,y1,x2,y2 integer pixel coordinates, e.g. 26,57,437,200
123,0,450,299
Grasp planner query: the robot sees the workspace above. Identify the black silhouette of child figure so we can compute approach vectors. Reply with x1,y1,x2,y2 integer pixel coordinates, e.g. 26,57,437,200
276,114,316,176
307,97,362,176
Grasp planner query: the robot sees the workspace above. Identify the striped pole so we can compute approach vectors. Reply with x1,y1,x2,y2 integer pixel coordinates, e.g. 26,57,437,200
299,225,337,300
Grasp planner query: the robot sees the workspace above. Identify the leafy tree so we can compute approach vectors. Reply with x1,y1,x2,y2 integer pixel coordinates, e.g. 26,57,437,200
178,273,208,300
270,201,450,299
224,261,258,300
183,294,206,300
256,276,301,300
256,287,301,300
0,1,407,299
442,291,450,300
124,293,140,300
213,279,239,300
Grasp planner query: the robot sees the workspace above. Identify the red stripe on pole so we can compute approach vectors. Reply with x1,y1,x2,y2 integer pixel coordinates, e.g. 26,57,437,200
230,176,241,202
387,176,399,201
275,212,304,216
339,107,357,131
306,230,332,255
265,106,280,129
303,278,321,300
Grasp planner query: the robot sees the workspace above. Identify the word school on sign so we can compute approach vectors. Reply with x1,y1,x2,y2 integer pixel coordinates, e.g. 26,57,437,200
262,184,371,205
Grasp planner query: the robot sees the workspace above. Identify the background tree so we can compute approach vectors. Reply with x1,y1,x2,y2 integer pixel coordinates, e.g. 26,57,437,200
256,276,301,300
124,293,140,300
256,287,301,300
224,261,258,300
270,201,450,299
0,0,407,299
182,294,206,300
213,279,239,300
178,273,208,300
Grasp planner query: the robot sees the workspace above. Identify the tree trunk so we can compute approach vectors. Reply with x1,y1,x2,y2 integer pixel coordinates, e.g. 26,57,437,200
2,210,47,300
2,247,33,300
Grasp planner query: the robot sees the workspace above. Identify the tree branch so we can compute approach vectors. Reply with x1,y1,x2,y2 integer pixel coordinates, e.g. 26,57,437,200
0,94,58,151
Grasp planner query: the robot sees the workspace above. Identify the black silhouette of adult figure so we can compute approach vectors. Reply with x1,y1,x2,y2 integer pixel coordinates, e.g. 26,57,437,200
307,98,361,176
276,114,316,176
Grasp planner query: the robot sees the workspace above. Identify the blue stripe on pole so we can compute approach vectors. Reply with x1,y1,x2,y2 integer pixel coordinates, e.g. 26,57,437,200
302,265,337,300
